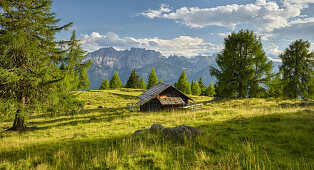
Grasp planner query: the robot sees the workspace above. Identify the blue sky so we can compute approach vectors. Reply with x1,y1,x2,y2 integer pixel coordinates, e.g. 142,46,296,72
52,0,314,60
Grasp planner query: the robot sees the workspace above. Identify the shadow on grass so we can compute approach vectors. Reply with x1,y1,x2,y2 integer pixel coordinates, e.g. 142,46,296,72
108,92,138,100
0,110,313,169
27,107,145,131
279,101,314,108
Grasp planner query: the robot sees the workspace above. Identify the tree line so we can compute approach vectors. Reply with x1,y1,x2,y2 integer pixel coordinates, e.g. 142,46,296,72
99,68,216,97
211,30,313,99
100,30,313,99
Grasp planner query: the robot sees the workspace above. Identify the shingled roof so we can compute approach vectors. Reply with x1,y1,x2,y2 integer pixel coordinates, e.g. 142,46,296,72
137,82,171,105
137,82,192,106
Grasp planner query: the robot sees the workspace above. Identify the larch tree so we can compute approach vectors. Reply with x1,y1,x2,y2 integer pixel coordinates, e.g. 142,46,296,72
139,76,146,89
125,69,140,88
61,31,92,91
0,0,73,130
210,29,273,98
191,81,201,96
267,72,283,98
147,68,158,89
109,72,123,89
175,70,191,94
205,82,216,97
198,77,206,95
280,40,314,99
99,78,110,90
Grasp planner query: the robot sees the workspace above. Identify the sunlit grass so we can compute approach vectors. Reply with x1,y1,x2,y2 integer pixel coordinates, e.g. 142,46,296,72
0,89,313,169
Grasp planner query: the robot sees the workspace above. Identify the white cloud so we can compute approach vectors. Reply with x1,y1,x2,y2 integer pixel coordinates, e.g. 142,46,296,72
139,1,314,33
267,43,283,56
81,32,222,57
217,32,231,38
268,57,282,62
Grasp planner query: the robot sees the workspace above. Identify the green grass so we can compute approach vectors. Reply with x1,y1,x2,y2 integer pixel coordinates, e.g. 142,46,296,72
0,89,313,169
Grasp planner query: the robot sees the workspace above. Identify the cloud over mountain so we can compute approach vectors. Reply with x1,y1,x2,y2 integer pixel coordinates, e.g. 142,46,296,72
81,32,222,57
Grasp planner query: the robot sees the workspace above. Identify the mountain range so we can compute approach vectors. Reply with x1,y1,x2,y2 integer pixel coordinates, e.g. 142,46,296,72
83,47,217,90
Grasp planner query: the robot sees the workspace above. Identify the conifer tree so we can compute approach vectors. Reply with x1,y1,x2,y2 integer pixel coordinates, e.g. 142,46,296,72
210,29,273,98
147,68,158,89
267,72,283,98
160,79,164,83
191,81,201,95
61,31,92,90
139,76,146,89
99,78,110,90
125,69,140,88
205,82,216,97
280,40,314,99
198,77,206,95
0,0,72,130
175,71,191,94
109,72,123,89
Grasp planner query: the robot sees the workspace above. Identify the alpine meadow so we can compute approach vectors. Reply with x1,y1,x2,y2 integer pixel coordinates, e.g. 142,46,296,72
0,0,313,169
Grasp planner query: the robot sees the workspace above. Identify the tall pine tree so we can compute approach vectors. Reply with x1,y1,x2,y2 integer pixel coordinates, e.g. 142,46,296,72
139,76,146,89
109,72,123,89
205,82,216,97
125,69,140,88
280,40,314,99
147,68,158,89
61,31,92,91
198,77,206,95
210,29,273,98
267,72,283,98
99,78,110,90
191,81,201,96
175,71,191,94
0,0,72,130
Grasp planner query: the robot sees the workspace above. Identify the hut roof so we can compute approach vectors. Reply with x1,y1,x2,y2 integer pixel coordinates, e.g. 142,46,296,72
137,82,192,106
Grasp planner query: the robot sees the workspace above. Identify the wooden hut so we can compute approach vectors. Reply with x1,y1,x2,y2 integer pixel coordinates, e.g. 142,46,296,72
137,82,192,112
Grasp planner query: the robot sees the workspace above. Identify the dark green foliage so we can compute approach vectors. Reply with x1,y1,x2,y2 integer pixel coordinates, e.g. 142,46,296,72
139,76,146,89
267,72,283,98
0,0,72,105
61,31,92,91
210,29,273,98
110,72,123,89
175,71,191,94
125,69,140,88
205,82,216,97
99,79,110,90
0,0,87,121
280,40,314,99
191,81,201,95
147,68,158,89
198,77,206,95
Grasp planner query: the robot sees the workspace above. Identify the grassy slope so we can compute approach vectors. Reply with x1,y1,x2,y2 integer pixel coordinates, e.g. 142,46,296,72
0,89,313,169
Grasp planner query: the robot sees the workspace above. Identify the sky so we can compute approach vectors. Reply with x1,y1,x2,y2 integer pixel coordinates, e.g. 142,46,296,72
52,0,314,60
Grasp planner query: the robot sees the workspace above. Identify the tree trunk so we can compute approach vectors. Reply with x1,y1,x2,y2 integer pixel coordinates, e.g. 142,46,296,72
11,113,26,131
8,110,27,131
8,95,28,131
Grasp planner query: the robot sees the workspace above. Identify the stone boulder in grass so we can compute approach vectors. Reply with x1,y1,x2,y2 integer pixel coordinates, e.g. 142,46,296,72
134,124,202,143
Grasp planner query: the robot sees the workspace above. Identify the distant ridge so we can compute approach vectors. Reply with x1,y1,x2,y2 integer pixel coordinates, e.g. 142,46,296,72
84,47,216,90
